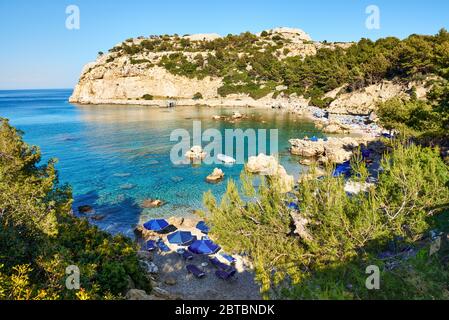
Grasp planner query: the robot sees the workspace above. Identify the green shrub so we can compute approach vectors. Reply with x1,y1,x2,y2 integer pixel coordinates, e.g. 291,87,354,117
309,96,334,109
130,58,151,65
142,94,153,100
377,98,443,136
193,92,203,100
202,142,449,299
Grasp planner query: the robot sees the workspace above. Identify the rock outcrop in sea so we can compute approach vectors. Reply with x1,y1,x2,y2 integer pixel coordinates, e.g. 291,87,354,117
246,154,294,193
289,137,373,164
206,168,225,183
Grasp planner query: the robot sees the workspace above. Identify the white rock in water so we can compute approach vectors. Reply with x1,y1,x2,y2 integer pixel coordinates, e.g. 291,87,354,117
324,138,359,164
247,154,279,175
206,168,225,183
246,154,294,193
185,145,207,160
289,139,325,158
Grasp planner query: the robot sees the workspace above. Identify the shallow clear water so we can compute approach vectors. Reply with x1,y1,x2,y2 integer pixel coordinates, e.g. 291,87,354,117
0,89,324,236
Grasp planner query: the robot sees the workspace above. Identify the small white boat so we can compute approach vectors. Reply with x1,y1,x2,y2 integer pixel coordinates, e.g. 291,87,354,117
217,154,236,164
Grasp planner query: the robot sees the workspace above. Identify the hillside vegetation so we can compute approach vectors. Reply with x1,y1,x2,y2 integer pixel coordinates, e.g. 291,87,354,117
0,119,150,300
191,28,449,298
203,141,449,299
98,28,449,105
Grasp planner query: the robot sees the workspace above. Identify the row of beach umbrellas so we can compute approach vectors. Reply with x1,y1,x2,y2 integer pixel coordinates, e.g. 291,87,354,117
143,219,219,255
143,219,210,233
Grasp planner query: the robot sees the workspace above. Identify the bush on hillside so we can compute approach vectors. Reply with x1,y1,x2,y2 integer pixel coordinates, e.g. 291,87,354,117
193,92,203,100
142,94,154,100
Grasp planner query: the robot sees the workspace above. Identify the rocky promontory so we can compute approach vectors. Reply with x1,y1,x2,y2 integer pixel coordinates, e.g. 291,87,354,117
69,28,351,108
70,27,436,125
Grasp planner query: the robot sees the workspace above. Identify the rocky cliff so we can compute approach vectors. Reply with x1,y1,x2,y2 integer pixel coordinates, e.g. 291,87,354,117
70,27,434,115
69,28,351,107
70,64,223,104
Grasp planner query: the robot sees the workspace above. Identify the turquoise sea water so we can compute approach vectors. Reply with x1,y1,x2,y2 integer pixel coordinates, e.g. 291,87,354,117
0,89,324,236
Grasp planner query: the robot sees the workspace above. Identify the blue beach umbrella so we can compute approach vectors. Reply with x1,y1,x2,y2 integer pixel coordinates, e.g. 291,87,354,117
196,221,210,234
167,231,194,245
287,202,300,211
143,219,169,232
333,161,352,178
188,239,221,255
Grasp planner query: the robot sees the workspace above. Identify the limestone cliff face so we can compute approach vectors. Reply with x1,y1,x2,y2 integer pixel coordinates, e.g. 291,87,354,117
327,80,432,115
70,64,222,104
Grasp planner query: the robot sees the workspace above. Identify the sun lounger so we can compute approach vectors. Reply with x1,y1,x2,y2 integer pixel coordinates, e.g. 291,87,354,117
182,250,194,260
157,240,171,252
215,269,236,280
145,240,157,252
220,253,237,265
186,265,205,278
287,202,300,211
333,161,352,178
362,149,371,159
209,257,235,273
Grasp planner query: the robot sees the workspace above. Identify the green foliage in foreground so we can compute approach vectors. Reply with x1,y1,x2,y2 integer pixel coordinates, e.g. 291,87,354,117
203,142,449,299
0,119,150,300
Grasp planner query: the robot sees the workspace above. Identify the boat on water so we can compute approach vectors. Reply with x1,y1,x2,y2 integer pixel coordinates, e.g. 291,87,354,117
217,154,236,164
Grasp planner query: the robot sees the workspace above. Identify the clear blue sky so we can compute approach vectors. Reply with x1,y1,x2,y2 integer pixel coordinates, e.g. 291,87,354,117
1,0,448,90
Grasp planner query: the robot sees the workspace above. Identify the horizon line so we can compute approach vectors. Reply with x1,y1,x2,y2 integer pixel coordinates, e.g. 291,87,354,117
0,88,74,91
